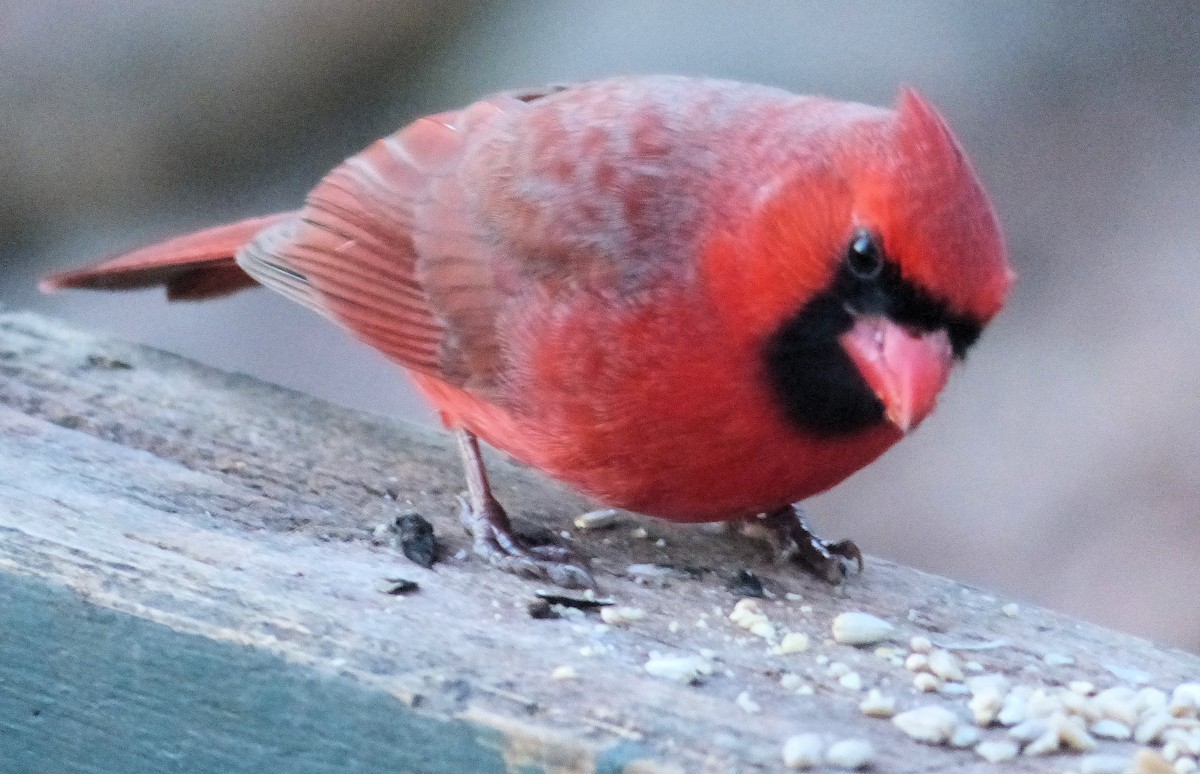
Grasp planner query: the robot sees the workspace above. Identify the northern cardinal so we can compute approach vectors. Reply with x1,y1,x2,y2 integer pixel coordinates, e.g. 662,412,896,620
43,76,1013,587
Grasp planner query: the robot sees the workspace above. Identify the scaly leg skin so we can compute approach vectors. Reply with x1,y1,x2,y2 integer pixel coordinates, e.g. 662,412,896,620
454,428,594,589
742,504,864,584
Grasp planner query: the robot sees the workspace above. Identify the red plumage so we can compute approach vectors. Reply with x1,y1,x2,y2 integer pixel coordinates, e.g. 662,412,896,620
44,76,1013,585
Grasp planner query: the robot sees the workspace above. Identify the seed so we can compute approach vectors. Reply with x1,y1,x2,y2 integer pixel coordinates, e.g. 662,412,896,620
859,689,897,718
736,691,761,714
1001,603,1020,617
643,655,713,683
975,740,1019,762
913,673,941,693
551,665,576,680
826,739,873,770
909,635,933,654
949,724,981,748
928,649,965,682
573,509,621,530
774,632,811,655
1042,652,1075,667
1133,749,1176,774
1172,685,1200,717
838,672,863,691
600,606,646,625
831,612,894,646
905,653,930,672
1091,719,1133,740
893,705,960,744
782,734,824,769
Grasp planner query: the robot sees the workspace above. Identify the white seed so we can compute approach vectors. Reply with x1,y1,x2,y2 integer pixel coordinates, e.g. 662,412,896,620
736,690,761,714
785,592,804,602
893,705,961,744
949,724,981,748
573,509,621,530
668,620,679,633
1043,652,1076,667
1091,719,1133,740
859,689,897,718
905,653,930,673
975,740,1019,763
1071,681,1098,696
750,620,778,640
1026,688,1065,719
965,660,985,672
940,682,971,697
913,673,941,693
970,689,1005,727
1080,754,1135,774
1093,686,1140,726
1140,687,1170,713
1133,749,1176,774
1135,711,1175,745
1021,728,1061,756
1058,714,1098,751
551,665,576,680
928,649,965,682
782,734,824,769
826,739,874,770
827,661,851,679
630,527,649,539
780,673,805,691
838,672,863,691
600,606,646,625
998,686,1033,726
1001,603,1020,617
909,635,933,654
831,612,894,646
774,632,811,655
1009,717,1052,744
1175,758,1198,774
643,655,712,683
1172,685,1200,717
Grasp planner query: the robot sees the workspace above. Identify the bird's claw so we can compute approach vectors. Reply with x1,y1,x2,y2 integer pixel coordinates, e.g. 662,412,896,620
745,504,864,584
456,495,594,589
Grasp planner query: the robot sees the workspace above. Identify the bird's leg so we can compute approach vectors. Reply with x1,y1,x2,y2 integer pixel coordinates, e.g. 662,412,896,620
454,428,594,588
741,504,864,583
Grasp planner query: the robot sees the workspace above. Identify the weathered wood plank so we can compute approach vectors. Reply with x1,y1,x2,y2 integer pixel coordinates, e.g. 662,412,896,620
0,309,1196,773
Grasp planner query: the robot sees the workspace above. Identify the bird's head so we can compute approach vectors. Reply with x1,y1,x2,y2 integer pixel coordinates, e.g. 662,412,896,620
706,88,1014,437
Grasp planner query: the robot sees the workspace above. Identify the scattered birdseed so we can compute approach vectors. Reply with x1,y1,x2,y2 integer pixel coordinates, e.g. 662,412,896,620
838,672,864,691
831,612,894,646
643,654,713,683
1176,758,1198,774
893,705,961,744
774,632,811,655
826,739,873,770
736,691,761,714
729,598,776,640
551,665,577,680
928,649,965,682
965,660,984,672
631,527,649,539
1133,748,1175,774
1071,681,1097,696
573,509,621,530
1001,603,1020,617
600,606,647,626
786,592,804,602
828,661,851,679
913,673,941,693
781,673,805,691
975,740,1019,763
1043,652,1076,667
859,689,897,718
910,635,933,654
1171,684,1200,716
1091,719,1133,740
668,621,680,633
782,733,824,769
905,653,930,672
950,724,981,748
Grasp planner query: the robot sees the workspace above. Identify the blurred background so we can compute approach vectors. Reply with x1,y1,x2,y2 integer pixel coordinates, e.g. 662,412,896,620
4,2,1199,648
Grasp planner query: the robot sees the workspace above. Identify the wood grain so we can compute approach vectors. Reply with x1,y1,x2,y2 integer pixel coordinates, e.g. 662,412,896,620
0,309,1195,773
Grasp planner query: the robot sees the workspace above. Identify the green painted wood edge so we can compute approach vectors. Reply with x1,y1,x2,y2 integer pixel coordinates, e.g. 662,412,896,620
0,570,654,774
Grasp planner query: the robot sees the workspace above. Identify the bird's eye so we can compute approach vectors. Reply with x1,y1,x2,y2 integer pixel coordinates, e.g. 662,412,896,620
846,230,883,280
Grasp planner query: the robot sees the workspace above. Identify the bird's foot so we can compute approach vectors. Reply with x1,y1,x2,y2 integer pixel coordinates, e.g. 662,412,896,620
457,495,594,589
742,504,863,584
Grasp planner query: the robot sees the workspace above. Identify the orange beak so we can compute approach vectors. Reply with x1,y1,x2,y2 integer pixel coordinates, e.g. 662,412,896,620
839,316,954,433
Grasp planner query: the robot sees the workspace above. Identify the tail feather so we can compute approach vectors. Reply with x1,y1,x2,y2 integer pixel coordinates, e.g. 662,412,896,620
41,213,295,301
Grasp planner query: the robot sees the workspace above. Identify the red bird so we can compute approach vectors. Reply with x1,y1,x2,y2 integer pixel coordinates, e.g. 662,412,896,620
43,76,1013,587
